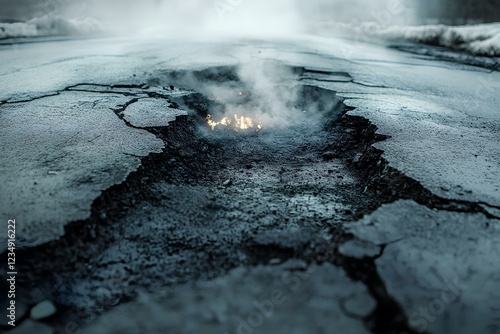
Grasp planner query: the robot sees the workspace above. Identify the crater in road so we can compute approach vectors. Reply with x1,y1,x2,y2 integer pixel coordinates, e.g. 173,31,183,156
11,65,417,334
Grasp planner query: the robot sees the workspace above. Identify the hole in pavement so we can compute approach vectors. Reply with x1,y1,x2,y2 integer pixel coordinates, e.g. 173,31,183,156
9,64,419,334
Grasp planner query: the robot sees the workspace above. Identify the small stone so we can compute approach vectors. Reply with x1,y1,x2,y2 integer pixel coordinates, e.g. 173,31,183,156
223,179,232,187
343,293,377,317
30,300,56,320
352,153,363,164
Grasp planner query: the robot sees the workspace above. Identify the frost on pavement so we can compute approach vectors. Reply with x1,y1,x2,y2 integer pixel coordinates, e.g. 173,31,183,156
0,91,164,249
83,262,375,334
344,200,500,334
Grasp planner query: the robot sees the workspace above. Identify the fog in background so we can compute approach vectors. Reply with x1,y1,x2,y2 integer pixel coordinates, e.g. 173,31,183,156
1,0,500,39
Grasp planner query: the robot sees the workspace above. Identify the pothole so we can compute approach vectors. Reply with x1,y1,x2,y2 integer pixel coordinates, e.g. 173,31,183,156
7,64,418,334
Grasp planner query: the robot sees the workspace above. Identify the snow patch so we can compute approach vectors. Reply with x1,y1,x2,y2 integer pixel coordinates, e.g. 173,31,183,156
324,22,500,57
383,23,500,57
0,15,101,39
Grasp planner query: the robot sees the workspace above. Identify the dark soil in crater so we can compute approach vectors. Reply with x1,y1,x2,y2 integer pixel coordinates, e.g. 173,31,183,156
3,66,420,334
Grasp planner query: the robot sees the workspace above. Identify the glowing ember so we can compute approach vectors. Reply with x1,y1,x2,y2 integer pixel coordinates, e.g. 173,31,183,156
206,114,263,131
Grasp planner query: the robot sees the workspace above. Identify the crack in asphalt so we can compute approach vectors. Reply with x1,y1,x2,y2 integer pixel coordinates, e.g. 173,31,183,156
0,54,130,76
109,97,142,129
349,57,492,72
0,82,179,106
330,114,500,221
3,91,62,104
301,77,392,90
389,45,500,72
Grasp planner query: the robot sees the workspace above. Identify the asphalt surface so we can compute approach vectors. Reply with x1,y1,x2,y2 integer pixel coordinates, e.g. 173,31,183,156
1,36,499,334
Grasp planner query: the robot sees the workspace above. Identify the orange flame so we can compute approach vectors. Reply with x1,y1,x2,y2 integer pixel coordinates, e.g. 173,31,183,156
206,114,263,131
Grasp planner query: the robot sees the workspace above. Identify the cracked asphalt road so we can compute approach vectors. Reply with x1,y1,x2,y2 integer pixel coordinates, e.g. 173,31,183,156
1,36,499,334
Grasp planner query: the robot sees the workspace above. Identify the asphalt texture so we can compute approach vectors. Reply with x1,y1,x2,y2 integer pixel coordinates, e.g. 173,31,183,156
1,37,499,334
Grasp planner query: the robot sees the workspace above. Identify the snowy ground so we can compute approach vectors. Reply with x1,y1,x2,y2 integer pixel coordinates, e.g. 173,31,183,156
313,22,500,57
0,14,101,39
1,34,499,334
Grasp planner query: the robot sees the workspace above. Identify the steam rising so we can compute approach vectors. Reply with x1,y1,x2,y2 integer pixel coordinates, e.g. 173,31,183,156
231,60,301,128
185,60,302,130
162,59,344,132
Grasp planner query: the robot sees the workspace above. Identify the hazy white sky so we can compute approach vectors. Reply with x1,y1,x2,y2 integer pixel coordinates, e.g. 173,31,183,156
0,0,418,34
71,0,420,37
1,0,498,38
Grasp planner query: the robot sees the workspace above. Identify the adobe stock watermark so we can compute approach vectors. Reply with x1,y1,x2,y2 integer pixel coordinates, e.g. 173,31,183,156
339,0,405,59
6,219,17,327
213,0,245,21
400,277,468,334
474,72,500,100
